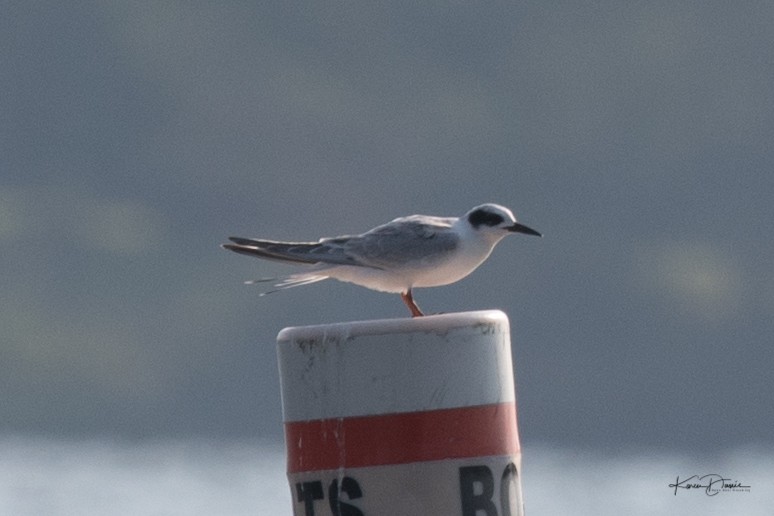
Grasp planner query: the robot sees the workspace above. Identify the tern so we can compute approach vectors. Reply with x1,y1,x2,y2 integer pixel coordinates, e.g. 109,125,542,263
222,203,541,317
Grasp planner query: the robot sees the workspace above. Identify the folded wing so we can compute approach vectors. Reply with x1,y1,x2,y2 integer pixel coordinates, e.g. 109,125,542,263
222,237,363,266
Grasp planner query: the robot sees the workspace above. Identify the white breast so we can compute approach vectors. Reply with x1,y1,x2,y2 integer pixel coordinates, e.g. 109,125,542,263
325,233,500,293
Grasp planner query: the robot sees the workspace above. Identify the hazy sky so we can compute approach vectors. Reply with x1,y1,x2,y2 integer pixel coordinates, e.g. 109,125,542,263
3,2,774,451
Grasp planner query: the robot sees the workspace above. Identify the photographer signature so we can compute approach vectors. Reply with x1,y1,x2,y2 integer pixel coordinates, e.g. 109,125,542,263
669,474,750,496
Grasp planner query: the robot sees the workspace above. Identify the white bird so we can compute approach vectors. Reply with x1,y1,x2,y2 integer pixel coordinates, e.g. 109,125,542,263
222,203,541,317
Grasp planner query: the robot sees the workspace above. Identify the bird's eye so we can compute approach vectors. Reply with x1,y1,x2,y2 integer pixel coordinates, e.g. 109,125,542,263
468,209,504,228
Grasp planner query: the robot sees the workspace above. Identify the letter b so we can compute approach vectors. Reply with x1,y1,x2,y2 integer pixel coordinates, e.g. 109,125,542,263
459,466,498,516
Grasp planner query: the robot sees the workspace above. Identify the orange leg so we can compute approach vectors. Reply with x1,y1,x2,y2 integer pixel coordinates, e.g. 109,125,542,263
400,289,424,317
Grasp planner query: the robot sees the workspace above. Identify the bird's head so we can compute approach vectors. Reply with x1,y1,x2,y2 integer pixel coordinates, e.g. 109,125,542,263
464,203,542,241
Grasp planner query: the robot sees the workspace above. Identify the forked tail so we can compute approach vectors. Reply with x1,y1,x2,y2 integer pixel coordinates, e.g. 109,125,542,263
245,273,330,296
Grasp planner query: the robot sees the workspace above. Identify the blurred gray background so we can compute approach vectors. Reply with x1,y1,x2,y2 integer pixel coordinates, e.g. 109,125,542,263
3,1,773,455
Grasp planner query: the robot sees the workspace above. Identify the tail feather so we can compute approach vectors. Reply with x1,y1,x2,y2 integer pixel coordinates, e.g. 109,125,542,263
245,273,330,296
222,236,341,293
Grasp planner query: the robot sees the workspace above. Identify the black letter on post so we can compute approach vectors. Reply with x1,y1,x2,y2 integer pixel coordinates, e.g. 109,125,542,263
329,476,364,516
500,462,520,516
296,481,324,516
459,466,498,516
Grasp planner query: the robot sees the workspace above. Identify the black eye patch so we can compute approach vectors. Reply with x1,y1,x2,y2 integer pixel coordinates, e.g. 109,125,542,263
468,209,504,228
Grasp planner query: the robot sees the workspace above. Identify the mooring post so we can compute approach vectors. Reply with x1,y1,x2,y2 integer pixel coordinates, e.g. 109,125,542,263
276,310,524,516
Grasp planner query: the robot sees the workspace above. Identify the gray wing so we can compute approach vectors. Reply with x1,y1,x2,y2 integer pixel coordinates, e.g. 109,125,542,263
331,217,460,269
223,237,362,266
223,216,459,269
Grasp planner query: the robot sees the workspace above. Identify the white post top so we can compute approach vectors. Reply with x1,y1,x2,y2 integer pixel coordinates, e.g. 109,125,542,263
276,310,515,422
277,309,507,342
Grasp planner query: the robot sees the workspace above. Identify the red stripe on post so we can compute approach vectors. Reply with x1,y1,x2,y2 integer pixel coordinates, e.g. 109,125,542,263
285,402,519,473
